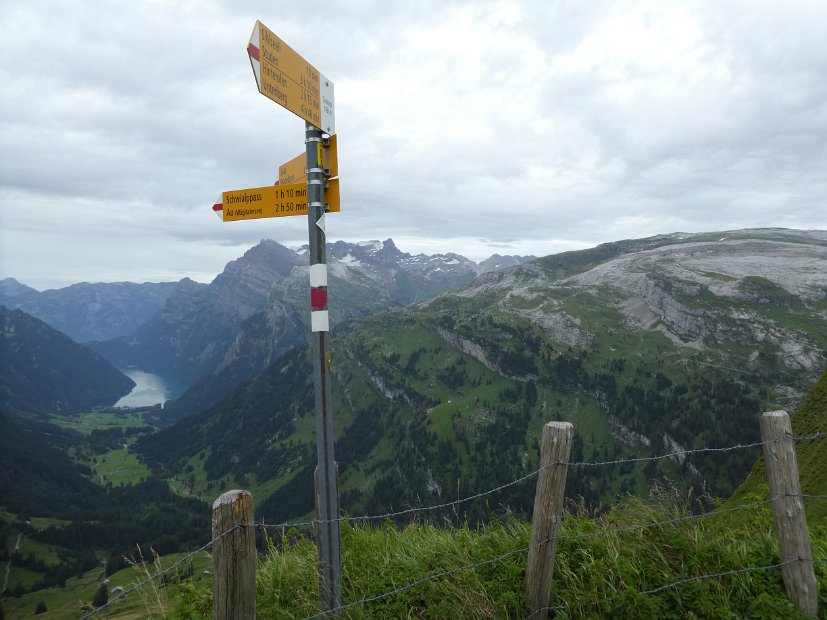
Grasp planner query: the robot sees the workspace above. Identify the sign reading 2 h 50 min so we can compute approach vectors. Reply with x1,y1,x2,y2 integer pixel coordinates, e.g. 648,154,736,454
248,20,335,134
213,180,341,222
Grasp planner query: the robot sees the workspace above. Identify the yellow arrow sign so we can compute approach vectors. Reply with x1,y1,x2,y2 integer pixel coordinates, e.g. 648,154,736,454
247,20,335,133
278,152,305,186
278,135,339,185
217,180,340,221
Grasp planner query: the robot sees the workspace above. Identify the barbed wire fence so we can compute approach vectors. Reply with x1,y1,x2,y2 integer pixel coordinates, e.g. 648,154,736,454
78,430,827,619
78,526,241,620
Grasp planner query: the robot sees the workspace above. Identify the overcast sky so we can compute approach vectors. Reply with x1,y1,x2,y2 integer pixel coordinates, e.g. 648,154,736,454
1,0,825,290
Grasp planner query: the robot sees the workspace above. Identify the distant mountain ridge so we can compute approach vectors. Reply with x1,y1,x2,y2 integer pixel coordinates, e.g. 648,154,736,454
136,228,827,523
0,306,134,416
92,239,536,420
91,241,305,386
0,277,179,342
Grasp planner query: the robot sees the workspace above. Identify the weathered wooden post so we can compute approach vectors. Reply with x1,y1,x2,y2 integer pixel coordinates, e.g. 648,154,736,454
526,421,573,620
760,410,818,617
212,490,256,620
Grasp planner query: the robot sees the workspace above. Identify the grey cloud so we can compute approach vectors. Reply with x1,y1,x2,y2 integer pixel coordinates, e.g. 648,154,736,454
1,0,825,289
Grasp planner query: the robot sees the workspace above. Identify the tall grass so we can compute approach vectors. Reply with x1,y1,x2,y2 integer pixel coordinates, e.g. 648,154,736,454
173,489,827,619
124,545,168,619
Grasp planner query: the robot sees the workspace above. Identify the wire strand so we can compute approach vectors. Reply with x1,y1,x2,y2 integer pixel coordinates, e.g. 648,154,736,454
79,524,241,619
301,537,549,620
557,499,773,542
76,431,826,618
292,498,777,619
256,431,825,531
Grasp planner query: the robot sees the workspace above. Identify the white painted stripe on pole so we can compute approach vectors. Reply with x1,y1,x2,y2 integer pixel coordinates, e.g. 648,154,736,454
316,214,326,232
311,310,329,332
309,264,328,287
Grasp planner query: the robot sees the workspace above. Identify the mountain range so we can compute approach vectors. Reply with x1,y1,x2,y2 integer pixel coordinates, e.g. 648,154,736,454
1,227,825,605
0,278,179,343
89,239,536,421
135,228,827,523
0,239,535,424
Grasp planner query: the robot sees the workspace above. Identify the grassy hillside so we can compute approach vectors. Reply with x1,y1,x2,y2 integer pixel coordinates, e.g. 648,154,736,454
138,307,785,524
1,548,213,620
730,367,827,523
165,492,827,619
11,460,827,618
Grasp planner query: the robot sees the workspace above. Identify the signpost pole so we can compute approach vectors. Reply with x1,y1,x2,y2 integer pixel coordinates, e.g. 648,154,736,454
305,121,342,614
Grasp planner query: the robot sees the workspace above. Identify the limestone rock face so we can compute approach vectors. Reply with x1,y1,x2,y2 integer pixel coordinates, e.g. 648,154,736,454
562,233,827,371
433,228,826,402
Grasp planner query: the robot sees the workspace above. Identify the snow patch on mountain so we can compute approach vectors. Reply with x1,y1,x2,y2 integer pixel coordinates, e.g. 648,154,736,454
340,253,363,268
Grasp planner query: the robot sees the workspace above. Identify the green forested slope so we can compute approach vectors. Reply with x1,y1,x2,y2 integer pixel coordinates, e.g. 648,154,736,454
0,306,134,416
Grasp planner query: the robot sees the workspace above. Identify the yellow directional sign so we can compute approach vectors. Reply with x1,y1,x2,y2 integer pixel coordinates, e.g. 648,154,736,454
278,152,305,185
218,180,340,221
324,178,340,214
278,135,339,185
248,20,335,134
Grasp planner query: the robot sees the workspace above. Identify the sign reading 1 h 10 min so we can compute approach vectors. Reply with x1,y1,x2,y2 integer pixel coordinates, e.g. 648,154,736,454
214,180,340,222
248,20,335,134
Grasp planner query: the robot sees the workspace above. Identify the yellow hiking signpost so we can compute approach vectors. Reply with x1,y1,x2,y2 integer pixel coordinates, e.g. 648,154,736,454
210,19,343,616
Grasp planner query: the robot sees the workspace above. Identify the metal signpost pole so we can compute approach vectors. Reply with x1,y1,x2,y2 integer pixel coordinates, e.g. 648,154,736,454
305,121,342,614
233,21,341,613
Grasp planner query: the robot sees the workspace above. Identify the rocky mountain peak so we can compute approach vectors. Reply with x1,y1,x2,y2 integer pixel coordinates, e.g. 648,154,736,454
479,254,538,272
325,239,410,266
209,240,305,311
0,277,38,301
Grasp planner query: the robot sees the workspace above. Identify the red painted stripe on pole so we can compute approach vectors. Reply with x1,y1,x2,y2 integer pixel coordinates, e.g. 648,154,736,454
247,43,260,61
310,287,328,310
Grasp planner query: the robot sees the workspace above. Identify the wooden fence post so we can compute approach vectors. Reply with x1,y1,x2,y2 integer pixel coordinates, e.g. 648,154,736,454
526,421,573,620
760,410,818,617
212,490,256,620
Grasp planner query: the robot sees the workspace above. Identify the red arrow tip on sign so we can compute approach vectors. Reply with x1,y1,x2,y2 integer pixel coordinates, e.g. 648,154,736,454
247,43,260,61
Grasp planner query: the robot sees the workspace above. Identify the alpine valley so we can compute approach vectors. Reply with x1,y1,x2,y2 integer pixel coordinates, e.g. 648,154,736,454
1,228,826,611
